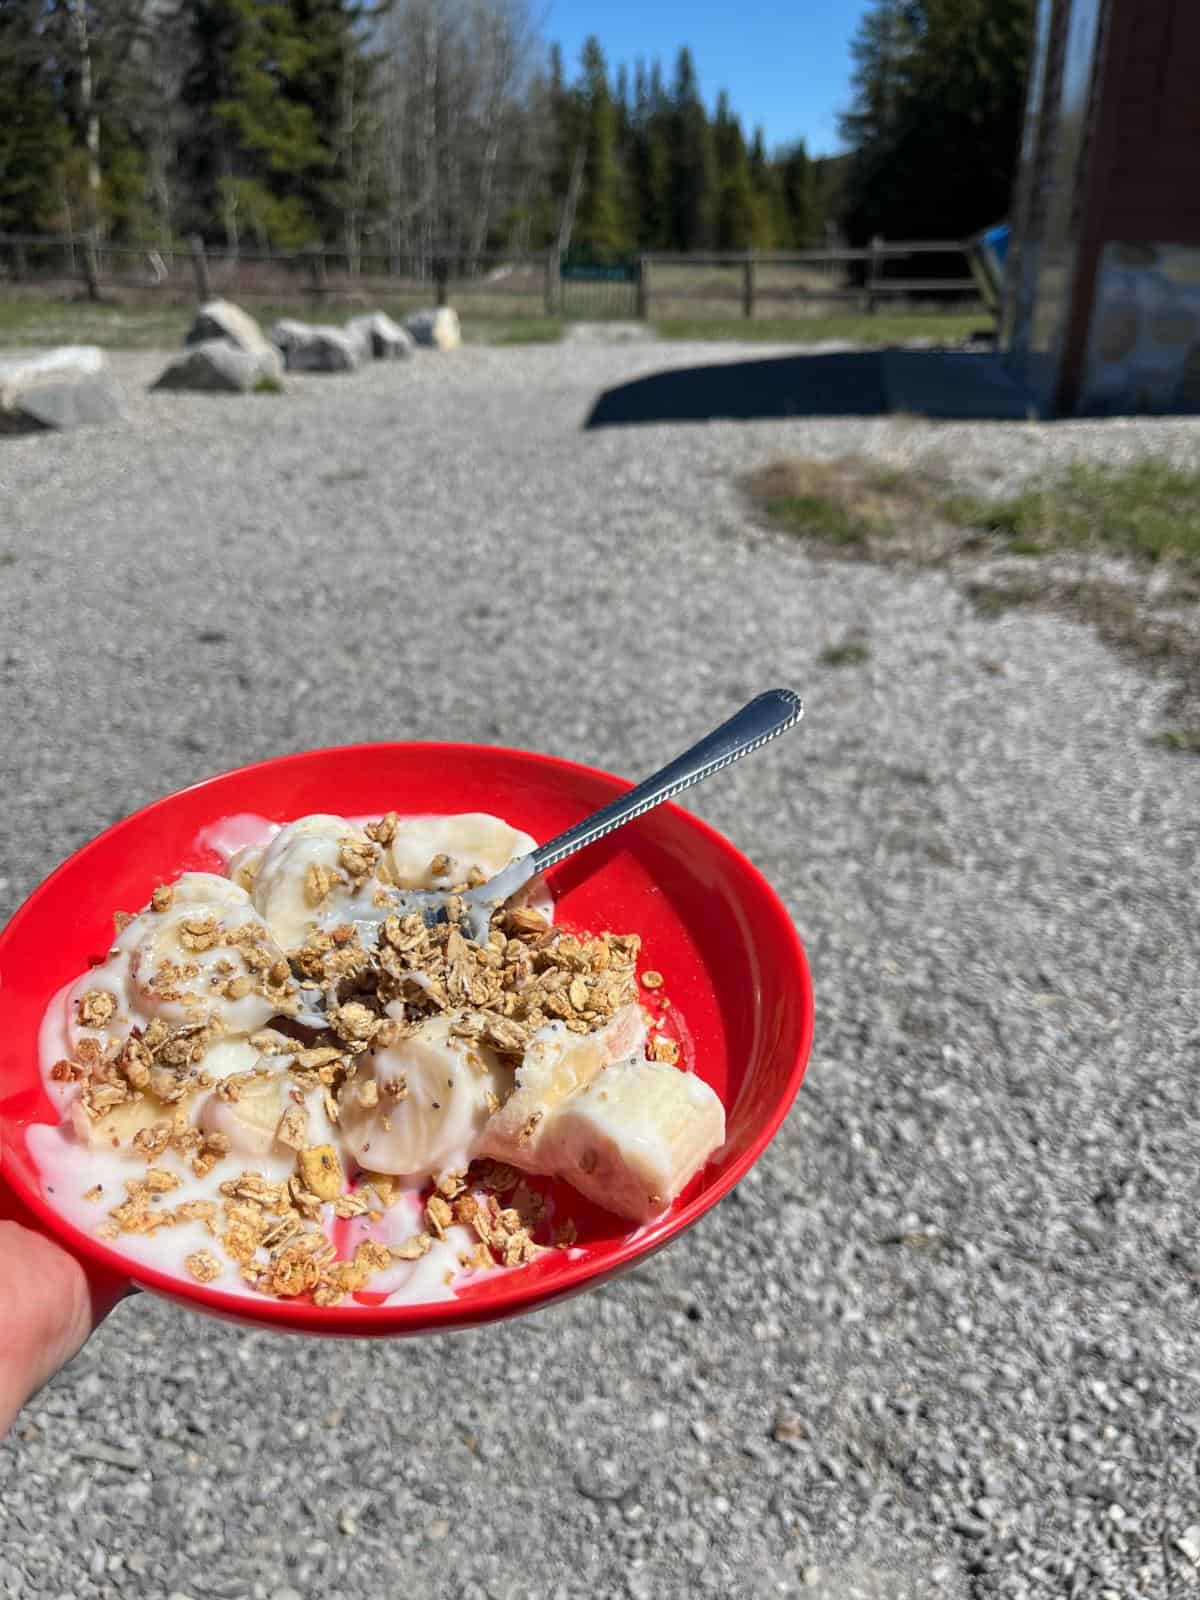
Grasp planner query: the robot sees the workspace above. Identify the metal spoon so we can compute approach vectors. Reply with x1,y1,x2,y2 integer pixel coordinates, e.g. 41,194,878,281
290,688,803,1028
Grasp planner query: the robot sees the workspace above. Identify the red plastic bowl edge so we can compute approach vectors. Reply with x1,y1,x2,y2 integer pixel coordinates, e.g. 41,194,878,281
0,740,814,1337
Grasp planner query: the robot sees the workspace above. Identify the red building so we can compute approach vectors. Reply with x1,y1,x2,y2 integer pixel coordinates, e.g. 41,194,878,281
1004,0,1200,416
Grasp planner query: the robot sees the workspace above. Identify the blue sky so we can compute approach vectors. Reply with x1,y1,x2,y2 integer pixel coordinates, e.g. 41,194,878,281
544,1,874,157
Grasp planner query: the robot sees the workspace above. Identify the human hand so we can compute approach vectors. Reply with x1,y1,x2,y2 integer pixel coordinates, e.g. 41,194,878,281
0,1137,131,1438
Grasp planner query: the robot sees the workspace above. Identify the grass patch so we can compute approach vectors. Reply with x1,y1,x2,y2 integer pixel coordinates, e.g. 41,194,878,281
742,457,945,553
1149,728,1200,753
950,461,1200,574
0,295,564,350
0,297,980,352
742,452,1200,726
655,311,983,346
253,373,284,394
819,640,871,667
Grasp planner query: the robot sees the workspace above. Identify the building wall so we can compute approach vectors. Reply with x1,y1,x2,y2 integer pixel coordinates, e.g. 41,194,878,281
1003,0,1107,415
1006,0,1200,415
1060,0,1200,412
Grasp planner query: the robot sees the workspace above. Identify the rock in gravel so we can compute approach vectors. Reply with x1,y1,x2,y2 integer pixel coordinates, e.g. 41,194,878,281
151,340,283,394
184,300,274,357
269,320,362,373
344,311,413,360
574,1455,641,1502
404,306,461,350
0,347,124,433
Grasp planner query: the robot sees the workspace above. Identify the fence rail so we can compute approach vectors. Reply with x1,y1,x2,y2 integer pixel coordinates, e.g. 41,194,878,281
0,234,983,320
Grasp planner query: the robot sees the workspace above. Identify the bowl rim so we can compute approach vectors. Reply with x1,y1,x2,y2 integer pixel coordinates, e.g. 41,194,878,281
0,739,814,1335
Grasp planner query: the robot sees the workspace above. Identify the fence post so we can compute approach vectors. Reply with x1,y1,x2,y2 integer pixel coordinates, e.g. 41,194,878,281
81,234,101,302
867,234,883,314
434,255,449,308
308,247,328,304
188,234,211,301
636,255,649,320
544,248,558,316
742,254,755,320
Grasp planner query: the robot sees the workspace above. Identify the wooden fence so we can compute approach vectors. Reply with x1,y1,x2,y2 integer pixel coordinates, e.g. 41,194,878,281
0,234,983,320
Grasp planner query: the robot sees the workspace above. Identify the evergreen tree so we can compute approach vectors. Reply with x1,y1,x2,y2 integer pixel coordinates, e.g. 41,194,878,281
668,46,713,251
777,139,817,246
746,125,781,247
839,0,1031,242
712,92,754,250
0,2,68,233
573,35,625,254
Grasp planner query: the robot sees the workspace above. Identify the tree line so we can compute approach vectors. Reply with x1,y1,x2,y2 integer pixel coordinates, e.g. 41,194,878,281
0,0,1031,268
0,1,835,265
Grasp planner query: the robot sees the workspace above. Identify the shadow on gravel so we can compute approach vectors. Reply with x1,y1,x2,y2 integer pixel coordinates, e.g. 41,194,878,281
585,349,1037,427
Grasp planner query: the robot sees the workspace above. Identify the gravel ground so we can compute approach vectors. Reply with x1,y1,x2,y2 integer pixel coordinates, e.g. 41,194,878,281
2,342,1200,1600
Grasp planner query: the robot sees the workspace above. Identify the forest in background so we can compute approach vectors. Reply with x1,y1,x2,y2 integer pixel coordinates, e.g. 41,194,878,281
0,0,1031,265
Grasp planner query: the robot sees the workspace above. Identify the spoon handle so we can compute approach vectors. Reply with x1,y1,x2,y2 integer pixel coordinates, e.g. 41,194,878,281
528,688,803,879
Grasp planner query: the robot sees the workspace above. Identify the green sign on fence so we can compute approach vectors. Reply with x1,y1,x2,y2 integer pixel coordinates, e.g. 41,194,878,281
560,257,638,283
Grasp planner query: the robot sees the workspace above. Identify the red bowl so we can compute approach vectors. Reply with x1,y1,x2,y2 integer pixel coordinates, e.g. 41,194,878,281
0,742,813,1336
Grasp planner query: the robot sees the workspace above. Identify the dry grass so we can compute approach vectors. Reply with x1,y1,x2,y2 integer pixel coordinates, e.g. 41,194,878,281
743,454,1200,742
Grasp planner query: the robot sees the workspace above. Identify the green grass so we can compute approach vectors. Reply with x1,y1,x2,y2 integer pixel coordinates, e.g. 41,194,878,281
762,492,872,546
0,296,984,352
0,296,564,349
1149,728,1200,754
819,640,872,667
655,311,984,345
950,461,1200,573
252,373,284,394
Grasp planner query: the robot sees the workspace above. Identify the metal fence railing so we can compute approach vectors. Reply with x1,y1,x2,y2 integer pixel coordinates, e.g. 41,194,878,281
0,234,984,320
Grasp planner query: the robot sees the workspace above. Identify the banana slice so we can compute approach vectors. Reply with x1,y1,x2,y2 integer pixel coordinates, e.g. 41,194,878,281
66,874,285,1048
115,874,287,1035
543,1061,725,1223
383,813,535,890
69,1090,182,1156
250,815,380,948
199,1069,292,1160
338,1013,514,1179
477,1005,646,1169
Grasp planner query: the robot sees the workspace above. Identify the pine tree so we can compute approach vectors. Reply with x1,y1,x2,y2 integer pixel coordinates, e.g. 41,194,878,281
747,126,781,248
777,139,817,247
573,35,625,255
839,0,1031,242
0,2,69,233
668,46,714,251
712,92,754,250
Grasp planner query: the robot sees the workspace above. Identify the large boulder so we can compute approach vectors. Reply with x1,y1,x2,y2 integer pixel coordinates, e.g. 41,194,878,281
270,320,362,373
0,346,125,434
404,307,461,351
151,340,283,394
185,299,274,357
345,310,414,360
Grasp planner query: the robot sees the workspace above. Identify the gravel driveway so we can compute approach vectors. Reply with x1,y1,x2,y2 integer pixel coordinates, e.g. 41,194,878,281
2,342,1200,1600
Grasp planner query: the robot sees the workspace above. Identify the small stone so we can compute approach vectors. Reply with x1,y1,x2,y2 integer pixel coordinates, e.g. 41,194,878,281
802,1568,822,1587
0,347,124,432
574,1456,640,1502
954,1515,990,1540
404,307,461,351
152,341,282,394
772,1411,807,1443
337,1508,357,1536
270,321,363,374
1176,1524,1200,1564
344,311,414,360
185,300,274,356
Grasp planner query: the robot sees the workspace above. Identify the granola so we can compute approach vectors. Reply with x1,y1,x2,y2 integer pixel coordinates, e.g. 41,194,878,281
35,806,722,1310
